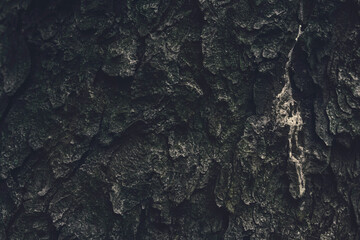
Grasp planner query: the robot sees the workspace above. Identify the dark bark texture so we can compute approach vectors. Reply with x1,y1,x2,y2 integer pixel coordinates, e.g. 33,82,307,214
1,0,360,239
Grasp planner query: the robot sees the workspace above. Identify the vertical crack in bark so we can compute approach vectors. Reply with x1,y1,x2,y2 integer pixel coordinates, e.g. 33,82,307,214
274,4,305,199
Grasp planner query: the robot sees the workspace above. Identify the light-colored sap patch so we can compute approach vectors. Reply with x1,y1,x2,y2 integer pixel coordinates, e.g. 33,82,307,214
274,25,306,198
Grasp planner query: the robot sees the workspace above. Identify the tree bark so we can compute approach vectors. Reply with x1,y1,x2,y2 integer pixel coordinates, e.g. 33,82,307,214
1,0,360,239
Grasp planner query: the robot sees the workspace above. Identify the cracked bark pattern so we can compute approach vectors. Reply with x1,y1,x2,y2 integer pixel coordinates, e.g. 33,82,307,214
0,0,360,239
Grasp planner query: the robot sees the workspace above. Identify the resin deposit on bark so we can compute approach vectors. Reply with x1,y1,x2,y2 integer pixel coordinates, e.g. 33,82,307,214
274,24,306,199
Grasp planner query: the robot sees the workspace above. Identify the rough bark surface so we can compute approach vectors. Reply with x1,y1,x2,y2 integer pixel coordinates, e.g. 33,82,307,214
1,0,360,239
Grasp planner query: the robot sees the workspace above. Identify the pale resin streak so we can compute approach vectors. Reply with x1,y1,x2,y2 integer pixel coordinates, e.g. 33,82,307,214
275,25,305,197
